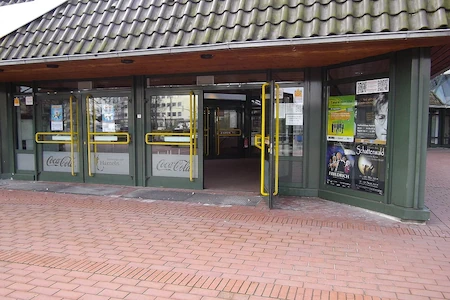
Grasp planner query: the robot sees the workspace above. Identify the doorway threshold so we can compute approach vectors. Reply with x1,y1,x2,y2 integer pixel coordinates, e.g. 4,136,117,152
0,180,262,207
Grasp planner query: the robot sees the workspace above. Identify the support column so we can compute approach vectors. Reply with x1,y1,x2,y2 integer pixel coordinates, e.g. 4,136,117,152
388,48,431,220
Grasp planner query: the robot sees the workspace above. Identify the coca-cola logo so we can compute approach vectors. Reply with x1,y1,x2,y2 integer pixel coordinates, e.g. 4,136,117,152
46,156,72,167
156,159,190,172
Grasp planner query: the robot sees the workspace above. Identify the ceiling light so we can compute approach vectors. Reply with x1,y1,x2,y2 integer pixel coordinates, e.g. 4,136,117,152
200,54,214,59
46,64,59,69
121,59,134,64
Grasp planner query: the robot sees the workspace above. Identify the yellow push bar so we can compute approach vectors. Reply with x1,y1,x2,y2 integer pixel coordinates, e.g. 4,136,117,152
35,95,78,176
260,83,280,196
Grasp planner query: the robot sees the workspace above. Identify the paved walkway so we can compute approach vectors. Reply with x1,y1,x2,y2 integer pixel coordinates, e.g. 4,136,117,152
0,149,449,300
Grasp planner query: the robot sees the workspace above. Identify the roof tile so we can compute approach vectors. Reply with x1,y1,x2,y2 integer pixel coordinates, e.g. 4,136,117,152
0,0,449,60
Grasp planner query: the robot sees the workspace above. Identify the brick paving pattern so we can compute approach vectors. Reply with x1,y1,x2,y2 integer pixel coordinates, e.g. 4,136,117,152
0,149,449,299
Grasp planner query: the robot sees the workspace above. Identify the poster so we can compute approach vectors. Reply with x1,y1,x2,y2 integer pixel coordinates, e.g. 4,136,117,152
294,87,304,104
50,105,63,131
355,78,389,145
326,142,355,189
102,104,115,132
355,93,388,145
327,95,355,142
354,144,386,195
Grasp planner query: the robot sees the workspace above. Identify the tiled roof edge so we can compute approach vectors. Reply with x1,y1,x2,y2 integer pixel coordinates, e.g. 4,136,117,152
1,29,449,66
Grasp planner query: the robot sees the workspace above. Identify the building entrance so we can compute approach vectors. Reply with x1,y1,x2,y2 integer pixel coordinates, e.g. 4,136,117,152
203,90,260,192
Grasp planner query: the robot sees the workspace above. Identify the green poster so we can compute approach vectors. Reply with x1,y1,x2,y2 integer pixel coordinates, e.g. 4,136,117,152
327,95,355,142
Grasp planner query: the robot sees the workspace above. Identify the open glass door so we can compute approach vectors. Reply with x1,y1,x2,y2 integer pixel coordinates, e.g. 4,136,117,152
35,94,82,182
204,101,245,159
144,91,203,189
255,82,280,207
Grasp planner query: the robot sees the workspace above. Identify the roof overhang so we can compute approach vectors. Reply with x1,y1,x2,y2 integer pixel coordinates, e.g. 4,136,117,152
0,30,449,82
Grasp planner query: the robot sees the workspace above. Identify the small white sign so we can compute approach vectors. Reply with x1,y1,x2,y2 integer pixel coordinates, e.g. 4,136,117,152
25,96,33,105
286,113,303,126
356,78,389,95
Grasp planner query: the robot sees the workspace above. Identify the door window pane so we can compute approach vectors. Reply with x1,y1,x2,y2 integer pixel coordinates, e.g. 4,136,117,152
278,87,304,157
87,96,130,175
148,94,198,178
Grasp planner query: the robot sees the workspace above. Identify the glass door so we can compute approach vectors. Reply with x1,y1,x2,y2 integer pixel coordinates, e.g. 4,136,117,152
144,90,203,189
204,101,245,159
35,92,134,185
83,93,134,185
35,93,82,182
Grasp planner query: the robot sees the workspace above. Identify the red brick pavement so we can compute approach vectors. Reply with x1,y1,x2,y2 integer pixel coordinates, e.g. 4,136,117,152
0,149,449,299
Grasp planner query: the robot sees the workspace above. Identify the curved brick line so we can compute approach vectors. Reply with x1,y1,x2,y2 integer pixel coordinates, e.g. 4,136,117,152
0,189,449,238
0,249,393,300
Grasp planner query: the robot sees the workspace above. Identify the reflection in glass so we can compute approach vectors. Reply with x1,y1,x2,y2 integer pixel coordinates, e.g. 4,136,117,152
148,94,199,178
278,87,303,157
40,97,79,173
87,96,130,175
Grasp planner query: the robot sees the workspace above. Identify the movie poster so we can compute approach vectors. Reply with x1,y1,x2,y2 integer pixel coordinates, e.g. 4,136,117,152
354,143,386,195
327,95,355,142
355,79,389,145
326,142,355,189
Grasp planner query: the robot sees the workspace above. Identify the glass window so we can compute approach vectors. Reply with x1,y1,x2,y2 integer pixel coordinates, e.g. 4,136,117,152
325,59,391,195
14,96,34,151
14,95,36,171
278,87,304,157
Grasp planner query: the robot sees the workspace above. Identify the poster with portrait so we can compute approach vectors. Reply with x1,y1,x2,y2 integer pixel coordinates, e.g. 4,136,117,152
327,95,355,142
354,144,386,195
50,105,63,131
326,142,355,189
355,78,389,145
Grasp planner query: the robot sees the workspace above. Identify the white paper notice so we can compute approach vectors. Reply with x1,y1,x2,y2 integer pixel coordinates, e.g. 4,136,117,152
25,96,33,105
286,113,303,126
356,78,389,95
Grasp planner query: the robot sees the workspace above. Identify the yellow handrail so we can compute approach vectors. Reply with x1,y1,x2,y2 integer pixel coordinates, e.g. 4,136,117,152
260,83,280,196
69,95,76,176
86,94,94,176
204,108,210,156
189,91,194,182
216,107,220,155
